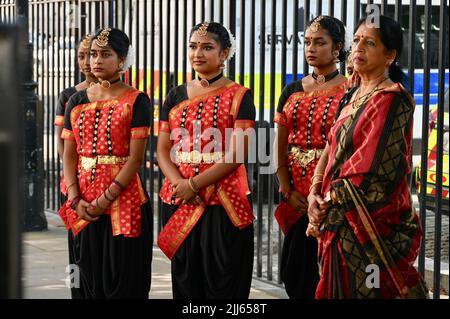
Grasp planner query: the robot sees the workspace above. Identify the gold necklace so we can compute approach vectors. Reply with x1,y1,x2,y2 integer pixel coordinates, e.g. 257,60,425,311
351,77,388,110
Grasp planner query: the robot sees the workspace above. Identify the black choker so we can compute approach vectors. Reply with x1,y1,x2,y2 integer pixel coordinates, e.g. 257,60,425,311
100,78,121,89
198,73,223,88
312,70,339,85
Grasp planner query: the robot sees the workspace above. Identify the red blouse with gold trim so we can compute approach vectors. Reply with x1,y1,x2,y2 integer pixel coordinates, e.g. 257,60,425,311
273,81,346,234
58,87,151,238
157,82,256,259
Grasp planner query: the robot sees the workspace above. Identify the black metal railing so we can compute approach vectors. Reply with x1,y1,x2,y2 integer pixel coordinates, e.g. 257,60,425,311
1,0,448,298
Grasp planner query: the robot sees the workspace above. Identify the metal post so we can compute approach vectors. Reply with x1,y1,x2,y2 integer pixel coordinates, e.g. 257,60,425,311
0,24,22,299
17,0,47,231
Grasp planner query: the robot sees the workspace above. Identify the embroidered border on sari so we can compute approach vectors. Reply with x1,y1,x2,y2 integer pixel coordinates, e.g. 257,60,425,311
274,112,288,126
288,82,347,101
131,126,150,139
217,188,243,227
110,166,122,236
230,86,249,119
54,115,64,126
234,119,255,129
158,204,205,259
159,120,170,133
168,82,237,122
61,128,75,141
72,219,89,235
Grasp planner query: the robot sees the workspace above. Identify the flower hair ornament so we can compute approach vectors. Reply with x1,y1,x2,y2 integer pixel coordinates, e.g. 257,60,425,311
120,45,135,73
95,27,111,47
224,26,236,61
310,16,324,33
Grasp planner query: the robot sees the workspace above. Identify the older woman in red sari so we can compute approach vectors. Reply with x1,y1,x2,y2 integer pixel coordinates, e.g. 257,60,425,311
307,15,428,299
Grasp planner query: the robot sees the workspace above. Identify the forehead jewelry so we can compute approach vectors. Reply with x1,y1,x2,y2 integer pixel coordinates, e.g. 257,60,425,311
310,16,324,33
197,21,209,37
95,27,111,47
81,34,92,49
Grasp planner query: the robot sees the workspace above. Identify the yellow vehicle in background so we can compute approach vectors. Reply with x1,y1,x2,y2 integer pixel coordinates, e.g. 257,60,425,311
415,90,449,214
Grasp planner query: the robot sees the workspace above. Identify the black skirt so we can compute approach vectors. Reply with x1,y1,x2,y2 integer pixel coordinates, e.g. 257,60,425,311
162,203,254,299
68,200,153,299
280,214,319,299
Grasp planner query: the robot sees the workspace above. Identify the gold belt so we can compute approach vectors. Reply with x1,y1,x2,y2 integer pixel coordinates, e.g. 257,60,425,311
80,155,129,171
175,151,224,165
290,147,324,168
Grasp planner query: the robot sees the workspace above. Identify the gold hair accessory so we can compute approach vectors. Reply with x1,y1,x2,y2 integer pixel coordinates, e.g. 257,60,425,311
310,16,324,33
81,34,92,49
95,27,112,47
197,22,209,37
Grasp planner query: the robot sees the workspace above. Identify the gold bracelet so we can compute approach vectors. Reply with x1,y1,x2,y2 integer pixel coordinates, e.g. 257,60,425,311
309,180,323,193
188,177,199,193
311,173,324,182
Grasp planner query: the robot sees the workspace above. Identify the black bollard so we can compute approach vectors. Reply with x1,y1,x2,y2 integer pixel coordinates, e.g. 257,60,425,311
0,24,22,299
16,0,47,232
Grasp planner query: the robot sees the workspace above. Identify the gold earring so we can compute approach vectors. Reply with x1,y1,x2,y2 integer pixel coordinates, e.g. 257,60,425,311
333,50,340,63
118,63,125,74
219,60,225,70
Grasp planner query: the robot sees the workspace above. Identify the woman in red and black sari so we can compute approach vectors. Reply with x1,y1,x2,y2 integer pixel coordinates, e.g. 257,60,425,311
55,34,97,203
308,16,428,299
59,28,152,298
157,22,255,299
274,16,348,299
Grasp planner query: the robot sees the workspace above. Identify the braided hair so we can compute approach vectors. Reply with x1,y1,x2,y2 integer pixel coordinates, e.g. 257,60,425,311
190,22,232,50
306,16,347,62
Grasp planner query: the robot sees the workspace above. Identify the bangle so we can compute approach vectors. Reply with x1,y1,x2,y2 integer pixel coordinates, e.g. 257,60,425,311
108,184,120,198
66,182,78,193
103,189,114,201
113,179,126,190
69,196,81,210
312,173,324,182
188,177,199,193
95,197,107,210
278,186,292,201
309,180,323,193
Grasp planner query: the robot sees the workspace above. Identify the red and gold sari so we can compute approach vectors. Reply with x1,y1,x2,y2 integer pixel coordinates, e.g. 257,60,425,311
58,88,150,237
274,83,346,234
158,82,255,259
317,83,428,298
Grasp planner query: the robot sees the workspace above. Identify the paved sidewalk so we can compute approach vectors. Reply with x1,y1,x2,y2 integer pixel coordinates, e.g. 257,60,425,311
22,212,288,299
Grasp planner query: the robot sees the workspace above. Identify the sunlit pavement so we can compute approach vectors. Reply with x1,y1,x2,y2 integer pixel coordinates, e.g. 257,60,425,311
22,212,287,299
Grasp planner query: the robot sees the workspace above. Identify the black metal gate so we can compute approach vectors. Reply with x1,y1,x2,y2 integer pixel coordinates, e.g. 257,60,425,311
1,0,448,298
